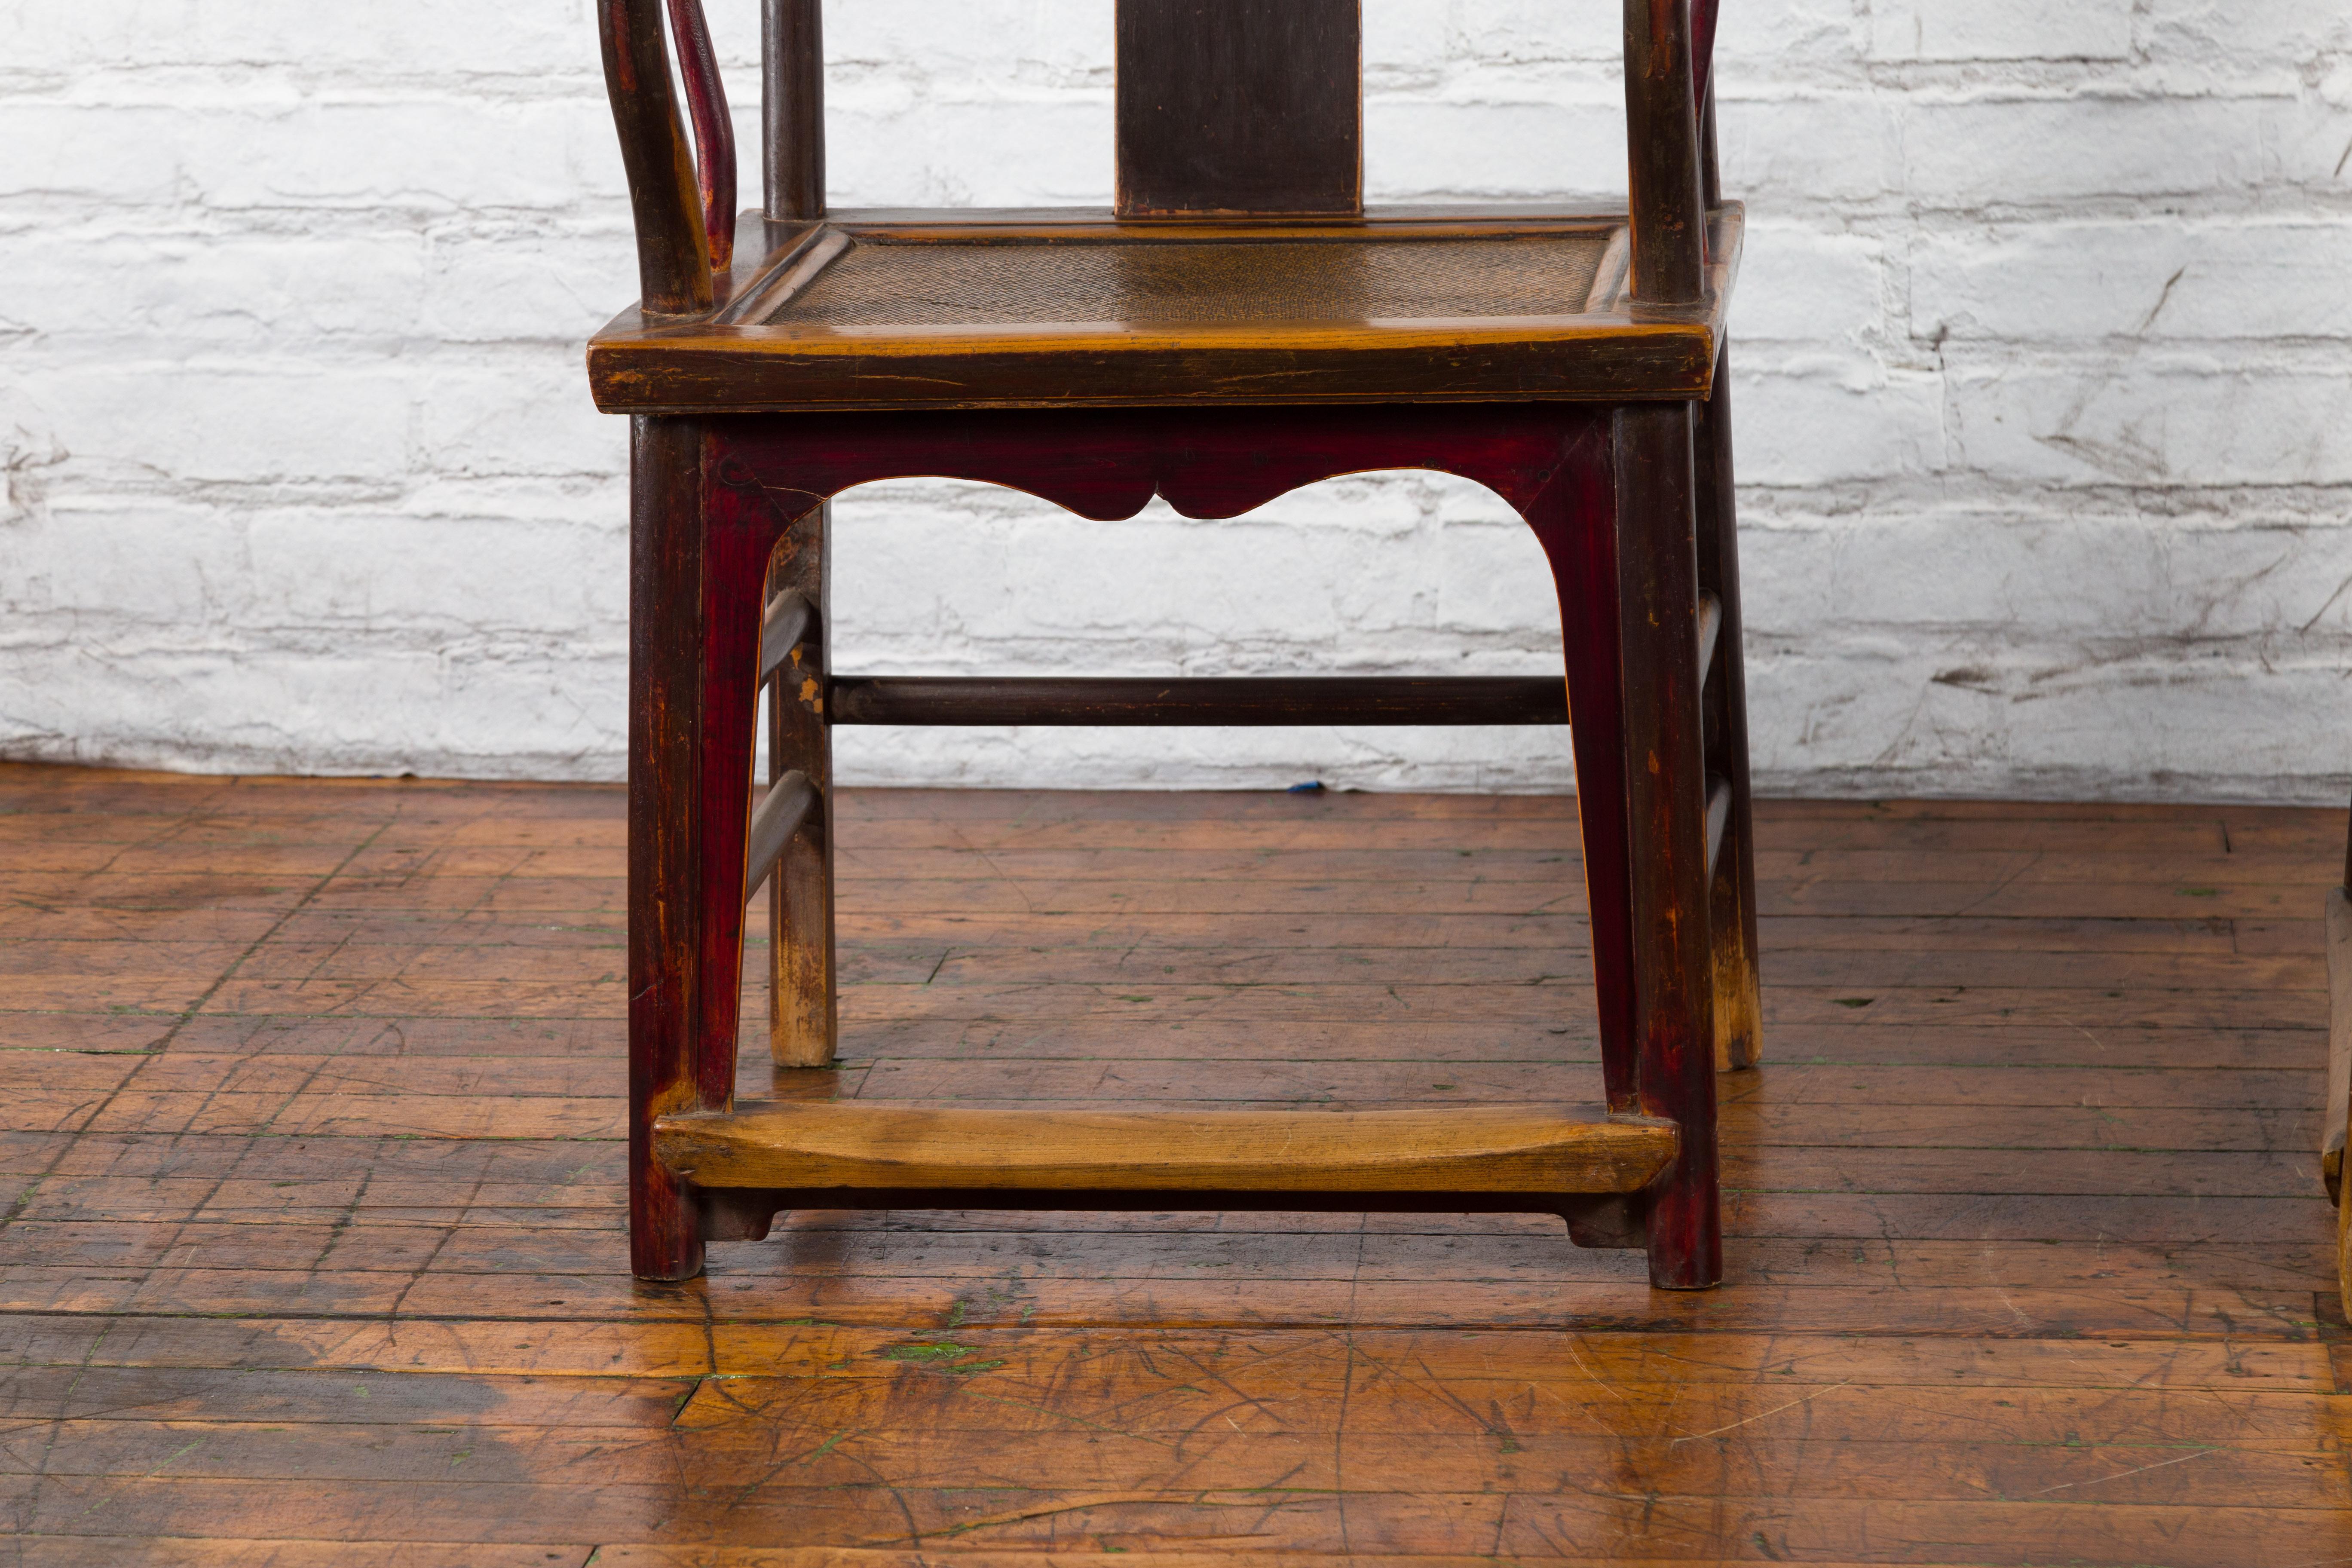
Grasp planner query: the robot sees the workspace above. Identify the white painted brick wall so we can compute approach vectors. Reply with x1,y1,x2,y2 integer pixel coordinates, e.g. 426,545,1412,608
3,1,2349,798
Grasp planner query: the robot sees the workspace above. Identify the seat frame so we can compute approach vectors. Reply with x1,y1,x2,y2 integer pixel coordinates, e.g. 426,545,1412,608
594,0,1761,1291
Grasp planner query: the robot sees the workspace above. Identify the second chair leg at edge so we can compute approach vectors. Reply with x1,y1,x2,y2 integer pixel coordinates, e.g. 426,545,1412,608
1696,340,1761,1077
766,502,838,1069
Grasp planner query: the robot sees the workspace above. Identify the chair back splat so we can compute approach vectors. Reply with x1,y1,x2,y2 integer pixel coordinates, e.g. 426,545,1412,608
589,0,1763,1295
1115,0,1361,218
603,0,1721,305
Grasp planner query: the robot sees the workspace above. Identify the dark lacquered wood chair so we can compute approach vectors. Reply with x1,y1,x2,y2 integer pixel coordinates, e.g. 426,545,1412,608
590,0,1761,1289
2326,813,2351,1305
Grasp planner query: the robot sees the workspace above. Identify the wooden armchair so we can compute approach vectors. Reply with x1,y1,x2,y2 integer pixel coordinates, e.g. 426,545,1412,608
589,0,1761,1290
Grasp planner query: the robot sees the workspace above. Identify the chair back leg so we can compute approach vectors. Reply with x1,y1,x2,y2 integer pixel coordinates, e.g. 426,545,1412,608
764,502,839,1067
1696,345,1762,1072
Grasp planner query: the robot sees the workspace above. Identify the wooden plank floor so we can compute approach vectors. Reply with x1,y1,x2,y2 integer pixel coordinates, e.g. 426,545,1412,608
1,761,2347,1566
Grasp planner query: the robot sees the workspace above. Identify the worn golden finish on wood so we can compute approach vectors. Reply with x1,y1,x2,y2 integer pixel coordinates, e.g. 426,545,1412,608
656,1101,1678,1195
587,208,1741,413
2,766,2345,1561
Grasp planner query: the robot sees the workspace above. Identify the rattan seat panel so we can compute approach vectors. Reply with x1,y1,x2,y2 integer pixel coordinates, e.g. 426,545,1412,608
763,235,1613,327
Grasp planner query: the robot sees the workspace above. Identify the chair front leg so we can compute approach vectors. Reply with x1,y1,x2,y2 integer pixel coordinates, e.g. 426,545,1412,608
629,416,723,1281
1614,401,1722,1291
628,421,776,1282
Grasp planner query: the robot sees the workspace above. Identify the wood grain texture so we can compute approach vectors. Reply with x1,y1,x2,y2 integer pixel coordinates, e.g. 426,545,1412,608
1613,402,1718,1288
586,209,1740,414
1622,0,1706,303
3,764,2346,1563
1115,0,1361,219
625,416,712,1279
1696,341,1761,1072
655,1100,1676,1194
664,0,735,270
598,0,711,314
760,0,823,222
683,403,1672,1264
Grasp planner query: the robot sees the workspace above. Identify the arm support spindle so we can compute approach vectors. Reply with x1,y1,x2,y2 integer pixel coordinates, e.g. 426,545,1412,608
665,0,737,271
598,0,733,313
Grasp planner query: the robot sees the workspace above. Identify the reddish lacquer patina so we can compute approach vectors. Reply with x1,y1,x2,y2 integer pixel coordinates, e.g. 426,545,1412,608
663,0,735,270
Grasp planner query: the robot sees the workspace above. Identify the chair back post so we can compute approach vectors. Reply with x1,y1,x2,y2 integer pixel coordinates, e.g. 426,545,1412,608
764,0,827,221
1623,0,1708,305
599,0,715,315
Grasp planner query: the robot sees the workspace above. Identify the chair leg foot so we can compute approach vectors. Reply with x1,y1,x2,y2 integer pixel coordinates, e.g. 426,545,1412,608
1645,1178,1723,1289
631,1165,706,1280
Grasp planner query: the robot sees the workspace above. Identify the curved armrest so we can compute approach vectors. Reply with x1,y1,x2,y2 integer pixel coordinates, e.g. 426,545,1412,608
599,0,736,315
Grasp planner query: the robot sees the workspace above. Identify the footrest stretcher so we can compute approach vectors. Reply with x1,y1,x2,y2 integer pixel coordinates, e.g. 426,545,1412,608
655,1101,1677,1199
